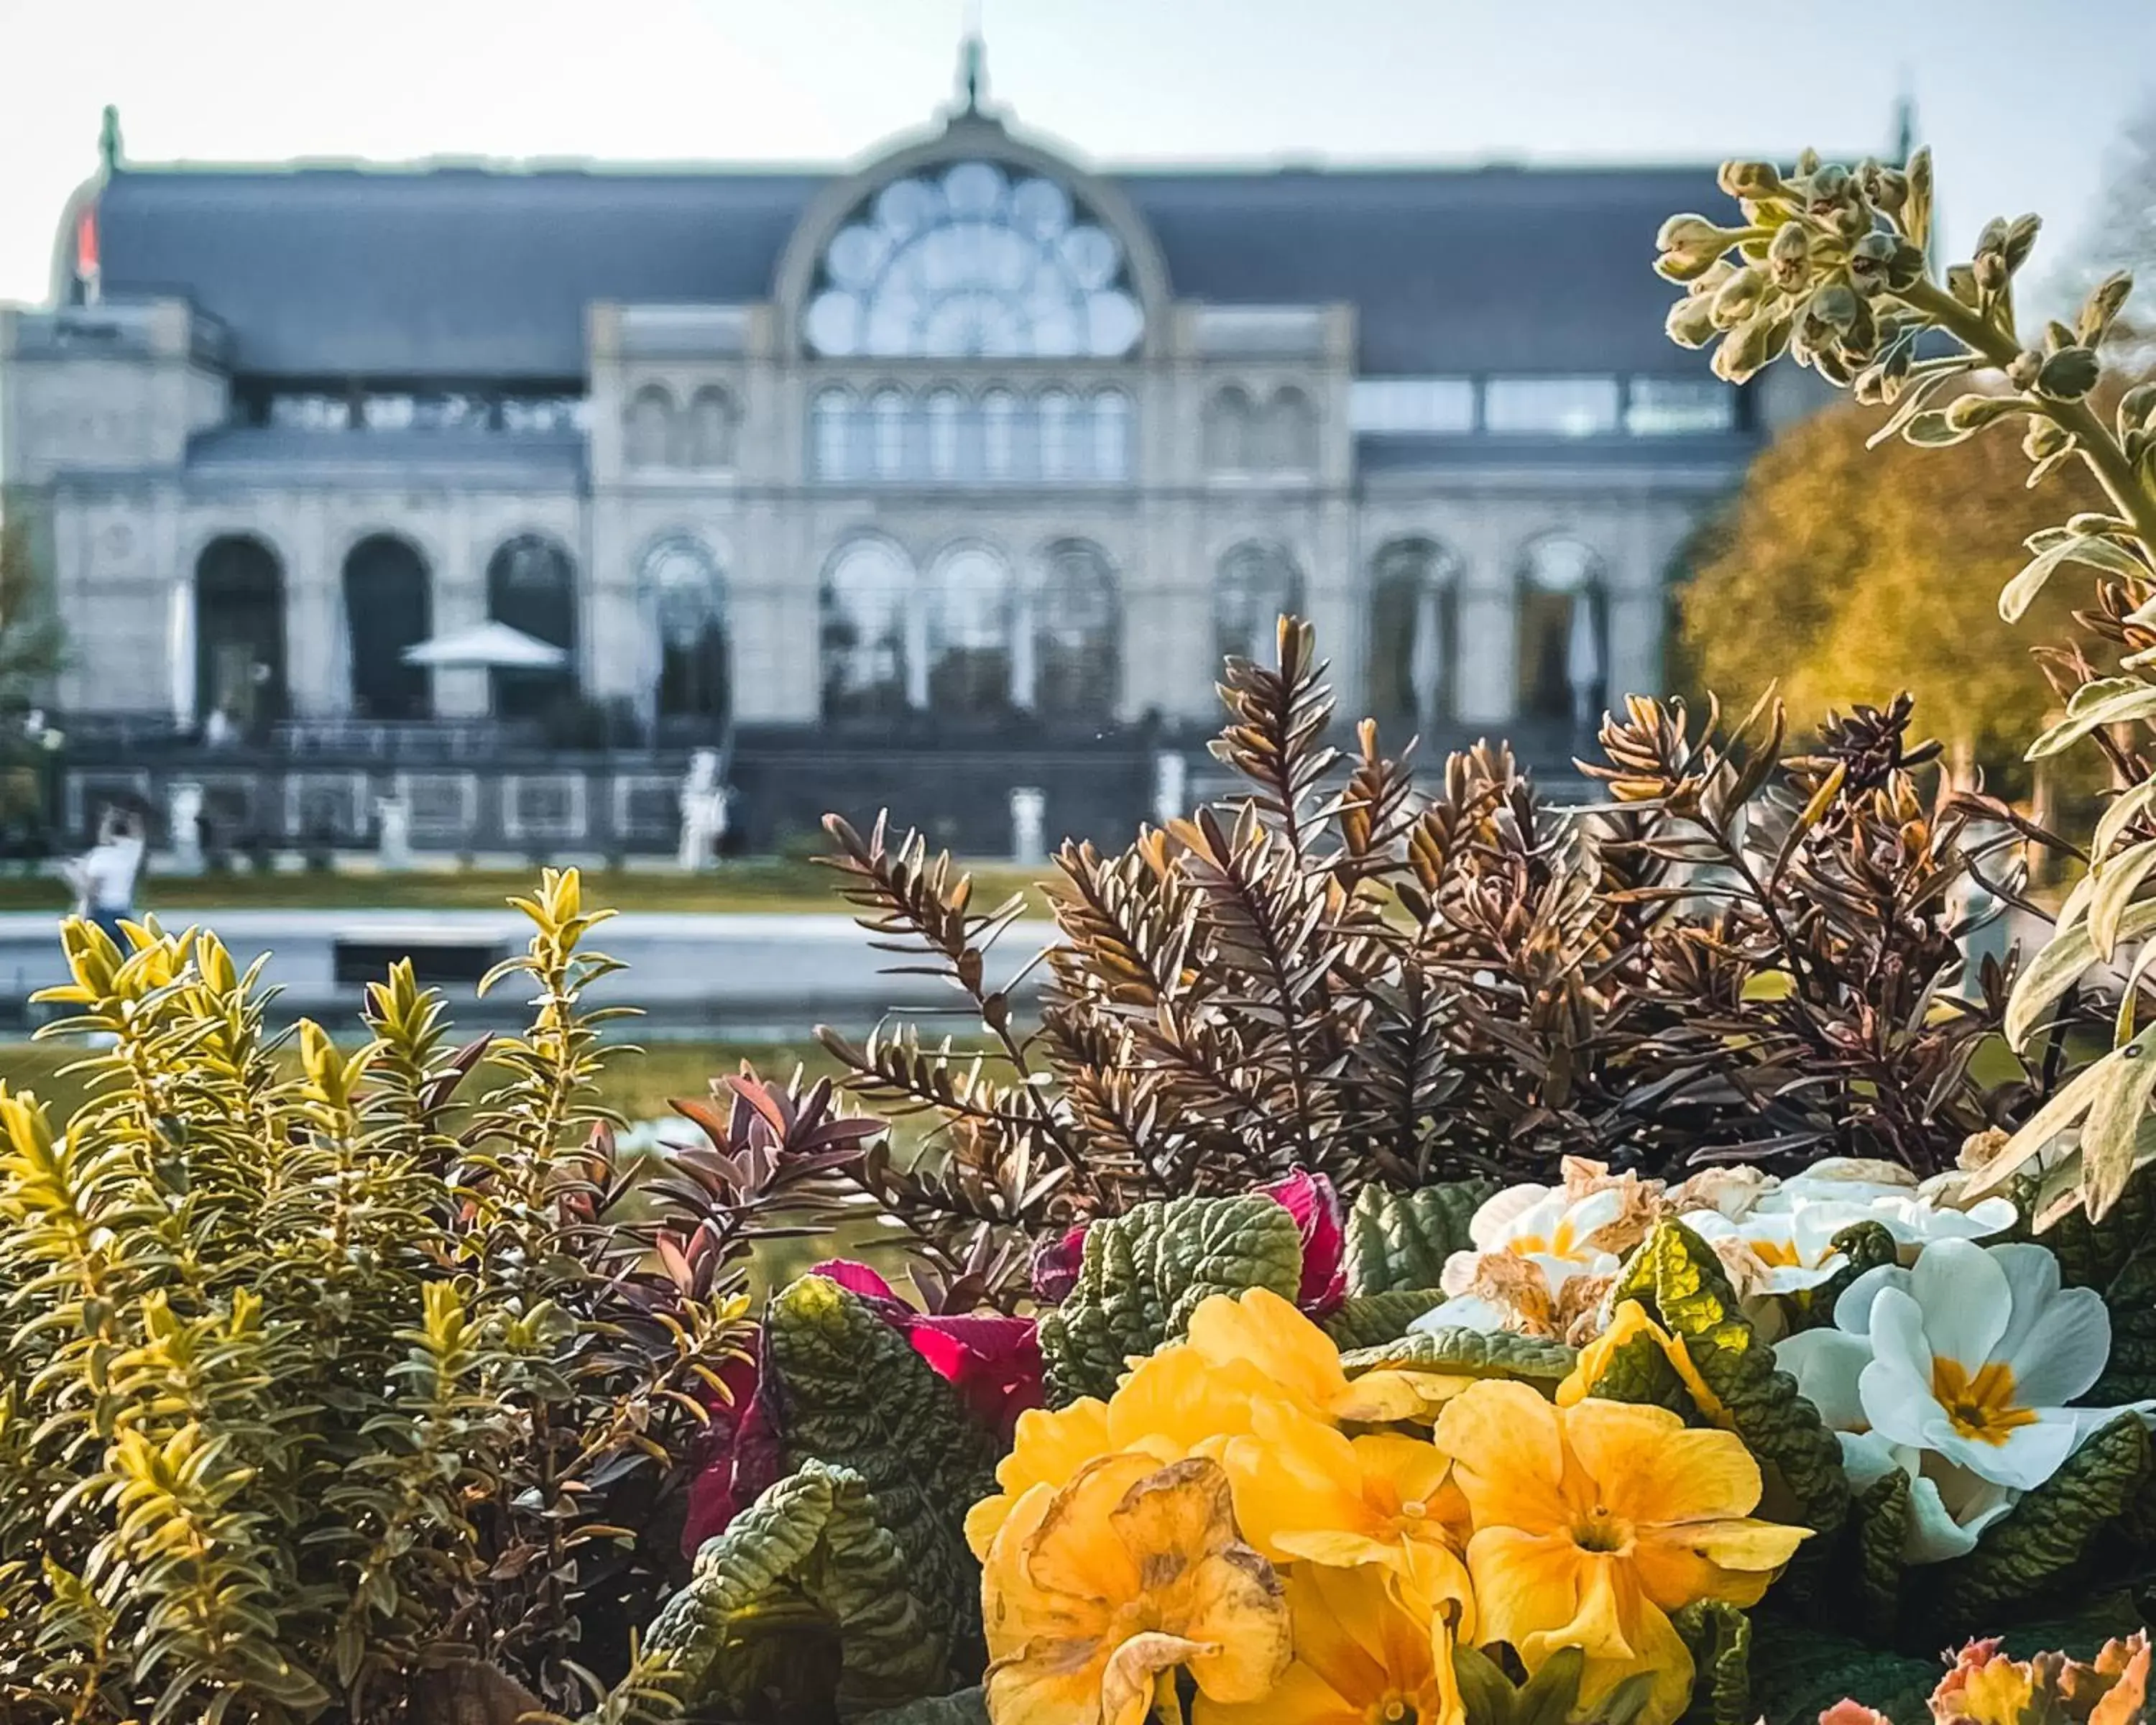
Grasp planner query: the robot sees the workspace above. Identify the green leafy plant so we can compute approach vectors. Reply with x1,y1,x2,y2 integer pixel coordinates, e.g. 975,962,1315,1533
0,870,890,1724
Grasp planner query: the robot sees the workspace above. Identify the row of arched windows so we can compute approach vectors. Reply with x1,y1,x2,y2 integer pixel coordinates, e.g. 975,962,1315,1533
811,385,1132,483
1363,534,1611,734
191,528,1613,735
192,531,732,729
625,383,742,471
1203,385,1319,473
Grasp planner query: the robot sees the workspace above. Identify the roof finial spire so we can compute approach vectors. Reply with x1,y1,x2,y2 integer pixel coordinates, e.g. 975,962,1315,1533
98,104,123,174
957,1,987,117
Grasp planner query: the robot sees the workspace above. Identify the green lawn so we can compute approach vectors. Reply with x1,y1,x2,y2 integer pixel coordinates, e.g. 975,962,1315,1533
0,857,1055,918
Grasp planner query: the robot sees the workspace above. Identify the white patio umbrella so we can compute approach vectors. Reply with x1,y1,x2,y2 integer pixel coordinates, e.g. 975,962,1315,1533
400,621,568,670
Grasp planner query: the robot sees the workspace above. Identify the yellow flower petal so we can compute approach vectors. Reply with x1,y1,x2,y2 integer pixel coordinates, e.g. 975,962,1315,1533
1563,1399,1764,1526
1108,1341,1280,1456
967,1397,1114,1560
1435,1379,1575,1536
986,1633,1117,1725
1026,1451,1158,1602
1184,1287,1351,1417
1101,1634,1210,1725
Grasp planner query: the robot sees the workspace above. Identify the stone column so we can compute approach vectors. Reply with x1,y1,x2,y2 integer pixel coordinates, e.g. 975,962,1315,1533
433,505,487,719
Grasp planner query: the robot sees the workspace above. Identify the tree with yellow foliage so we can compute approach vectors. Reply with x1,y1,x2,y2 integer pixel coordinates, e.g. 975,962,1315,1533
1680,395,2104,783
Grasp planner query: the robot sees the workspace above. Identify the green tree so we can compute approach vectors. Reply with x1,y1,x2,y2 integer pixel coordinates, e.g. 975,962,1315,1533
1680,396,2103,783
0,510,65,709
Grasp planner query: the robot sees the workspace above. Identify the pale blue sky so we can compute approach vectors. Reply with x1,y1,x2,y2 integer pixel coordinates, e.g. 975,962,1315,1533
0,0,2150,308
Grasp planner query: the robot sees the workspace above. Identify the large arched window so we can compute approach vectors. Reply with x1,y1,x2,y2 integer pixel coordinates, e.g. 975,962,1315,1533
687,386,738,469
1516,535,1608,737
642,535,729,727
870,387,909,479
981,389,1020,480
486,535,578,719
803,161,1145,359
626,384,676,469
194,535,286,731
926,387,965,479
925,544,1015,715
1368,538,1463,727
1269,386,1319,470
1205,387,1254,472
1032,540,1120,720
343,535,432,719
1037,389,1077,480
821,539,915,719
1091,390,1132,481
811,387,854,479
1214,542,1305,668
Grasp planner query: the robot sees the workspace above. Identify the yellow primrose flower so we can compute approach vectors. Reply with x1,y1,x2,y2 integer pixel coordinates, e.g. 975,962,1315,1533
1194,1563,1465,1725
1223,1399,1474,1629
1184,1288,1434,1423
1436,1380,1807,1725
967,1343,1293,1559
983,1451,1292,1725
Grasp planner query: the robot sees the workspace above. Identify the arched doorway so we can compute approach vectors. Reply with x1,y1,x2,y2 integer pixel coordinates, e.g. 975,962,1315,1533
820,538,914,719
1516,535,1608,739
485,535,578,719
642,535,729,733
1214,541,1305,669
925,544,1015,716
193,535,286,732
1368,538,1463,729
1031,540,1120,720
342,534,432,719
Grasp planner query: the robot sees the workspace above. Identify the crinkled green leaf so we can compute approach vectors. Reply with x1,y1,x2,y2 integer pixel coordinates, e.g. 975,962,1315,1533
1036,1193,1303,1403
1615,1222,1849,1555
1935,1413,2150,1621
1671,1600,1751,1725
641,1460,948,1720
860,1688,990,1725
1345,1180,1493,1294
2045,1162,2156,1402
1994,1590,2146,1657
763,1275,1000,1653
1746,1619,1938,1725
1322,1289,1445,1350
1580,1318,1704,1421
1852,1465,1909,1642
1340,1323,1577,1386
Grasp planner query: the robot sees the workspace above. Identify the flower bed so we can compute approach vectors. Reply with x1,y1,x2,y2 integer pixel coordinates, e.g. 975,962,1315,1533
9,139,2156,1725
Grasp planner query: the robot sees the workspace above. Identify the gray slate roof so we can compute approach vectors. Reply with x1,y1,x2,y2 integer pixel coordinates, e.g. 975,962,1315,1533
93,158,1723,380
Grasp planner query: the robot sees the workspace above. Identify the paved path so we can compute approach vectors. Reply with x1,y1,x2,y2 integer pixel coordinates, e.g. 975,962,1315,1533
0,910,1064,1029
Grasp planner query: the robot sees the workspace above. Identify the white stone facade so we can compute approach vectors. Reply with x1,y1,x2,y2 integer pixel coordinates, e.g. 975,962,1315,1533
1,110,1821,753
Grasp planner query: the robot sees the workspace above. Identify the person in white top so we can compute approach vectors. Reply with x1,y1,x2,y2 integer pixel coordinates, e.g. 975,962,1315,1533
64,809,145,948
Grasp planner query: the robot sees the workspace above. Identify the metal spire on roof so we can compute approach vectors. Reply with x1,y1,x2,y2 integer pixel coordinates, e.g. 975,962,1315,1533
1892,78,1917,166
98,105,123,174
956,1,987,117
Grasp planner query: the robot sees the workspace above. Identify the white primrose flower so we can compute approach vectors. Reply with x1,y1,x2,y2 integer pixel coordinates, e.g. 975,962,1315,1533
1414,1167,1658,1341
1783,1238,2148,1496
1750,1158,2017,1259
1680,1203,1866,1297
1776,1325,2017,1563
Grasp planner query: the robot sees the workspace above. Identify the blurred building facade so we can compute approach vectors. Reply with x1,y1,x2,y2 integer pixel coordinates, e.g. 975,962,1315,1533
0,67,1823,852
